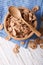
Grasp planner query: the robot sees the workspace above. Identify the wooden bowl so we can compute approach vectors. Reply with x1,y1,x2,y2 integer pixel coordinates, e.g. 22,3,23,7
4,8,37,40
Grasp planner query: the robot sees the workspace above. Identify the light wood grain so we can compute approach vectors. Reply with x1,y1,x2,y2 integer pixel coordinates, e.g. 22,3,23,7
0,37,43,65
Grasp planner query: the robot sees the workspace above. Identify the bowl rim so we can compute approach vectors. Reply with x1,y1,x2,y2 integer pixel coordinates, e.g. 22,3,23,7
4,12,37,40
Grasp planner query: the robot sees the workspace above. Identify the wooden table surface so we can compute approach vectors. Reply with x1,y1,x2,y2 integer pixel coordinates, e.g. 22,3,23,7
0,37,43,65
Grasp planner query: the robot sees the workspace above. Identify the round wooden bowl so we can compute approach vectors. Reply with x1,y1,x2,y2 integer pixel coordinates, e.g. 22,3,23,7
4,12,37,40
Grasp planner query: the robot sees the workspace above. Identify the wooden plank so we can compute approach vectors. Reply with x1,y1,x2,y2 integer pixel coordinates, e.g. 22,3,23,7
0,37,43,65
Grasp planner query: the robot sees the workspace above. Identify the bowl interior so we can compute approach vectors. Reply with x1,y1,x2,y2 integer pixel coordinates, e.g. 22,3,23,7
4,10,37,40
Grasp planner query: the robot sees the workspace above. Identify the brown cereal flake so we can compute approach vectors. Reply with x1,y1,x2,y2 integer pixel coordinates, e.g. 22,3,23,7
32,6,39,12
5,36,11,40
39,39,43,44
12,29,16,36
40,43,43,49
32,15,36,20
0,24,4,30
10,21,14,27
13,44,20,53
21,41,25,45
13,47,19,53
28,40,37,49
29,17,32,21
15,44,20,49
34,38,40,44
8,26,12,32
29,12,32,17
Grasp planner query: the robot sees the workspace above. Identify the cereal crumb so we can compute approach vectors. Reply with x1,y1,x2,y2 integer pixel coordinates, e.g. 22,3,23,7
0,24,4,30
13,44,20,53
15,44,20,49
13,48,19,53
28,40,37,49
40,39,43,44
21,41,25,45
5,36,11,40
32,6,39,12
40,43,43,49
34,38,40,44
